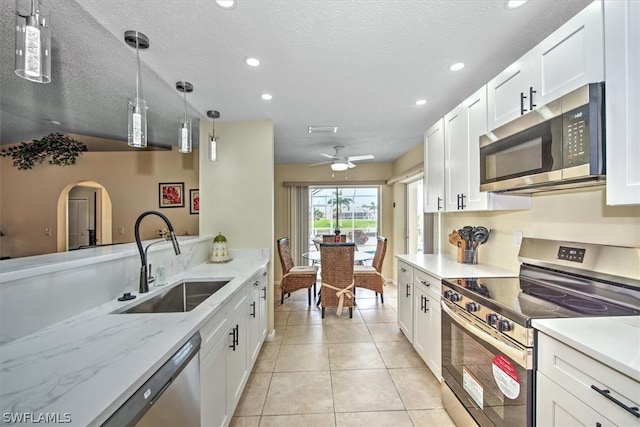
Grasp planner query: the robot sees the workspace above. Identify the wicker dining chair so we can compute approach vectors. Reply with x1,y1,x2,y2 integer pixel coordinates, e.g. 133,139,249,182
322,234,346,242
277,237,318,305
319,242,355,318
353,236,388,303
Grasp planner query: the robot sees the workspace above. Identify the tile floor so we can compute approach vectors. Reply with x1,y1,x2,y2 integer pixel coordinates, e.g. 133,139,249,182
230,281,456,426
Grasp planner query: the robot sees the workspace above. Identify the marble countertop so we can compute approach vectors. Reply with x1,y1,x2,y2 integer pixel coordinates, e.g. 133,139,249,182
0,253,268,426
395,253,519,279
533,316,640,382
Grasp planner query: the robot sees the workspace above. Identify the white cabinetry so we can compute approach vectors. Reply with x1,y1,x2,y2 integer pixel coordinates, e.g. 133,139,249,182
397,261,414,343
412,269,441,380
201,335,229,427
488,1,604,130
444,86,530,212
423,119,445,213
247,270,268,366
605,0,640,205
536,332,640,427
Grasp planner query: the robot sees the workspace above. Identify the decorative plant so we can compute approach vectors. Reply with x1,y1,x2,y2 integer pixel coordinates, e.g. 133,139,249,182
0,133,87,170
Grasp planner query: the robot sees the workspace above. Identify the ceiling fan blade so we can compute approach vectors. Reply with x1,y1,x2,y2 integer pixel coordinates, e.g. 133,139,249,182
347,161,356,169
309,160,331,167
320,153,338,160
348,154,374,162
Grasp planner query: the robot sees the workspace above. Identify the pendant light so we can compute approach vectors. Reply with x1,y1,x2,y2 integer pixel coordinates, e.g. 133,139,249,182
206,110,220,161
14,0,51,83
124,30,149,148
176,81,193,153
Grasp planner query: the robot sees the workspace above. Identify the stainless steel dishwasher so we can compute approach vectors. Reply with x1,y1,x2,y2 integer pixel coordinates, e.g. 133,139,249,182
102,332,201,427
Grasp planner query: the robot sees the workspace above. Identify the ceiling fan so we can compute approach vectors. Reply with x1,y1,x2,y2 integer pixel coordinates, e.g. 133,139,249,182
310,146,374,171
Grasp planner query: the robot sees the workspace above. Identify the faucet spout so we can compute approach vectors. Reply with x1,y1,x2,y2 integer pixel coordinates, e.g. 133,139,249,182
134,210,181,293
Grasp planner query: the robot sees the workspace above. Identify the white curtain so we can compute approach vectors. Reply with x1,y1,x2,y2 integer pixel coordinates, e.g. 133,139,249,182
285,185,309,265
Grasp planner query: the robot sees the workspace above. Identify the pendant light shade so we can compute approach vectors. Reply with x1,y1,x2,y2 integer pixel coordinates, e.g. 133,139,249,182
176,81,193,153
207,110,220,162
124,30,149,148
15,0,51,83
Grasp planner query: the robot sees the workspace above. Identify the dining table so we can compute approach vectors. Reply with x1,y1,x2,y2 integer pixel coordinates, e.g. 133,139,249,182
302,250,373,263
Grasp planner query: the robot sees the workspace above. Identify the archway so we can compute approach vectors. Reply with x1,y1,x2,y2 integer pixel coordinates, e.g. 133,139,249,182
56,181,113,252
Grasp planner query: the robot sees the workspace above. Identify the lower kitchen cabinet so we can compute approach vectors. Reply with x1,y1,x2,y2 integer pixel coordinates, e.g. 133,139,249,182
397,261,414,343
536,332,640,427
201,335,229,427
247,271,268,366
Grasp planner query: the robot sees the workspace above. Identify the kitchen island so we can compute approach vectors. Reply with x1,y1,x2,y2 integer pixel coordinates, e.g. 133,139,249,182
0,251,268,426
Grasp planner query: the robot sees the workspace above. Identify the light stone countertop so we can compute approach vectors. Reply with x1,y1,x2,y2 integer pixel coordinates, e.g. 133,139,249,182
395,253,519,279
0,253,268,426
532,316,640,382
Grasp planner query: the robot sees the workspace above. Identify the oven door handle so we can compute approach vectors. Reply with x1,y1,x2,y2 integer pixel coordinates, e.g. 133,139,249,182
441,300,531,369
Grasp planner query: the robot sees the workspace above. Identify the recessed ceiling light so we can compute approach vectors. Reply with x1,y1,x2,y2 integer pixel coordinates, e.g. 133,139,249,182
415,99,427,106
215,0,236,9
308,126,338,134
506,0,528,9
246,57,260,67
49,120,62,125
261,93,272,100
449,62,465,71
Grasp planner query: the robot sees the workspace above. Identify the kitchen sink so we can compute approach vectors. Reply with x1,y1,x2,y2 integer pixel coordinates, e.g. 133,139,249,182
114,280,231,314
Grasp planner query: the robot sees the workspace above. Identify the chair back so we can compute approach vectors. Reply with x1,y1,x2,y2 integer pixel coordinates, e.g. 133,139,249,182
276,237,294,274
319,242,355,286
371,236,388,273
322,234,346,242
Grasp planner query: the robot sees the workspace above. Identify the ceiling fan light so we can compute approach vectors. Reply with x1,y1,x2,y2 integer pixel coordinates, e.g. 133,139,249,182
331,162,349,171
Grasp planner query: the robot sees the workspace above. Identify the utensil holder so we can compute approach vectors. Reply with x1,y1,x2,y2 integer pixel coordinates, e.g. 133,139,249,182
464,249,478,264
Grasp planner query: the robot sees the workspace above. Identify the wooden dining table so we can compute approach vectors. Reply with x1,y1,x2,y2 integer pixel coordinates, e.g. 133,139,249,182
302,251,373,263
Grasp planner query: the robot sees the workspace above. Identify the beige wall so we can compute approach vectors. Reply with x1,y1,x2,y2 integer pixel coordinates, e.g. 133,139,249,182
1,147,199,258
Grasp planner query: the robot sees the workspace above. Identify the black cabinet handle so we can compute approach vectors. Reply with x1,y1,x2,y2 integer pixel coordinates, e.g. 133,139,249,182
596,423,602,427
261,286,267,300
520,92,527,115
437,197,442,211
251,301,256,318
424,298,430,312
406,284,411,298
529,86,536,110
235,324,239,347
459,193,466,210
420,295,426,312
229,327,236,350
591,385,640,418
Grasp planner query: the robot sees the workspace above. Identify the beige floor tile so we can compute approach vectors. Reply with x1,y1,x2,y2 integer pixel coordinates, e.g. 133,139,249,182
282,325,327,344
376,341,426,368
274,310,290,326
287,309,324,325
366,322,407,342
335,410,413,426
359,308,398,324
253,342,280,373
322,309,364,324
289,297,317,311
328,342,385,370
407,408,456,426
388,367,443,410
230,416,261,427
268,325,286,345
235,372,272,416
331,369,404,413
274,343,330,372
384,297,398,311
262,371,334,415
325,323,373,343
259,413,336,427
275,298,294,312
352,294,386,310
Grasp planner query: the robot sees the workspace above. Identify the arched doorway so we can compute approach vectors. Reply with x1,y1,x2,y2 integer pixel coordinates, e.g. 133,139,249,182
56,181,113,252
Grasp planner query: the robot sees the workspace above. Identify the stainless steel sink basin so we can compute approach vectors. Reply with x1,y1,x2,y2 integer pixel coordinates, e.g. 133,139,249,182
115,280,231,314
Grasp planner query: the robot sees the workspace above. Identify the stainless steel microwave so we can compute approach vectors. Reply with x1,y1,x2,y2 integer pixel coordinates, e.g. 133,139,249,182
479,82,605,194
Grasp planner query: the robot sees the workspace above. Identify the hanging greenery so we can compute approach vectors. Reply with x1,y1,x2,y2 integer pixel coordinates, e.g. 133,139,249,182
0,133,88,170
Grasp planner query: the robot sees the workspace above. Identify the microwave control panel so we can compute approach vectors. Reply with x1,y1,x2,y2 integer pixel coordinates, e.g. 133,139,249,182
563,105,590,167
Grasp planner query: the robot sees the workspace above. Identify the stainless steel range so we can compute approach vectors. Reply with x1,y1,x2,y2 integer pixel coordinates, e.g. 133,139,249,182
440,238,640,427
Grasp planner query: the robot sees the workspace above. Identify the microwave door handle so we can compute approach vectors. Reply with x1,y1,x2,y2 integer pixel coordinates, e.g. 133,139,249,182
441,300,530,369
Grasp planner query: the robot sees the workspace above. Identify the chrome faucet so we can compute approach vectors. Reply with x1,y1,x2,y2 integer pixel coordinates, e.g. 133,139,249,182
134,211,181,293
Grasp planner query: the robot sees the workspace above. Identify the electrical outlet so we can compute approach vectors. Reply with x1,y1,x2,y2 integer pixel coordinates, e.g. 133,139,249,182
119,227,125,236
44,227,51,236
514,231,523,247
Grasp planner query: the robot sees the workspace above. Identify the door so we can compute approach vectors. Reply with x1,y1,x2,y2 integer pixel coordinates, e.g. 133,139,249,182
423,119,445,213
406,179,423,253
68,197,90,249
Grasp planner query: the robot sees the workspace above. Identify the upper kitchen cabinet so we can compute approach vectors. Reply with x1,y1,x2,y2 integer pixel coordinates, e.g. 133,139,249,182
604,0,640,205
444,86,530,212
488,1,604,131
424,119,445,213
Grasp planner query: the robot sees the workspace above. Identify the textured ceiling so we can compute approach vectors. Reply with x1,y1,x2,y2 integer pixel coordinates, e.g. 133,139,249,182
0,0,592,164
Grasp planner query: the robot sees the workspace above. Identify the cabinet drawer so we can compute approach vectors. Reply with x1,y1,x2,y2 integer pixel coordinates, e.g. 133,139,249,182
200,308,228,359
413,268,441,296
398,261,413,284
537,333,640,426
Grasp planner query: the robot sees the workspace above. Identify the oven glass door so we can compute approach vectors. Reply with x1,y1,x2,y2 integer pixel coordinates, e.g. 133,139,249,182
441,300,533,427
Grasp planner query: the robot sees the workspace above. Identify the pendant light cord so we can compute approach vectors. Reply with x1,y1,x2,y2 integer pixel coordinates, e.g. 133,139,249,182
183,85,188,123
135,36,141,109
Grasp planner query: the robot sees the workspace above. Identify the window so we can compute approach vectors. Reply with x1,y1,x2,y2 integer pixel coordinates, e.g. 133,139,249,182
406,179,424,253
309,186,380,253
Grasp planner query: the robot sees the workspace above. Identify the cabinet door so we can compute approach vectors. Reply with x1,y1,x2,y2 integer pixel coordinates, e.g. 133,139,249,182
426,295,441,380
424,119,445,213
227,313,248,415
247,287,262,367
444,104,468,212
536,373,617,427
530,0,604,108
487,52,532,130
397,262,414,343
201,336,229,427
464,86,490,211
412,284,430,362
605,0,640,205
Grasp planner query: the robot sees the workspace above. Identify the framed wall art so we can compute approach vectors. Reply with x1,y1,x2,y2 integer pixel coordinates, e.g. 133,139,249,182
159,182,184,208
190,189,199,214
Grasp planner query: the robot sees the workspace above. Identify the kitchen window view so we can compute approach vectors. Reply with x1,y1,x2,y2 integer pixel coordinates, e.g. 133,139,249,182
309,186,380,254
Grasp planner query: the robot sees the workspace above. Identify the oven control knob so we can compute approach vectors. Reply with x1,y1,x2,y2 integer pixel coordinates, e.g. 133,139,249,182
497,319,511,332
448,292,461,303
486,313,498,326
465,302,479,312
443,290,453,299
